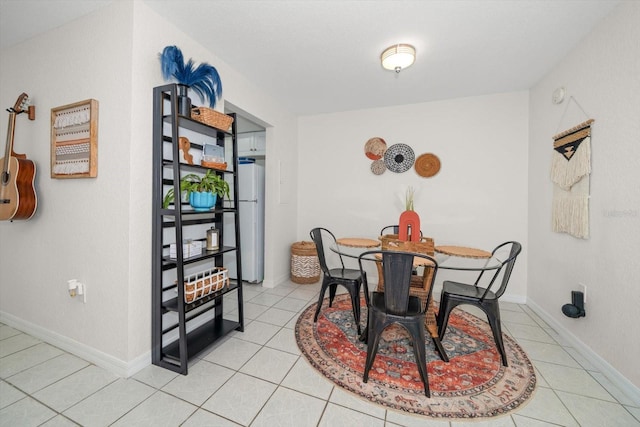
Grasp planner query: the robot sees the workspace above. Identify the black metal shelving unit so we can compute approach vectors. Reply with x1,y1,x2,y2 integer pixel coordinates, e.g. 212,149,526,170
151,84,243,374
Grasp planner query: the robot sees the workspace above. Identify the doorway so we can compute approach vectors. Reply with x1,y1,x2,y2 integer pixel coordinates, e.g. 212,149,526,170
223,103,268,284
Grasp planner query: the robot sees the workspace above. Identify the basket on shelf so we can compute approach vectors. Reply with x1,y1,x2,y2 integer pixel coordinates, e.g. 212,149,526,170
191,106,234,131
182,267,229,303
200,159,228,170
290,241,321,284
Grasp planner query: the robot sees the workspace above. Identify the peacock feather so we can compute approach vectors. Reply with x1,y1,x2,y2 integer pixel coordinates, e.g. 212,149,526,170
159,45,223,108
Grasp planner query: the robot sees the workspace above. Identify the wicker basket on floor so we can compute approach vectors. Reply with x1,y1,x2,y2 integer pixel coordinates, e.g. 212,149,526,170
191,107,234,131
290,241,321,284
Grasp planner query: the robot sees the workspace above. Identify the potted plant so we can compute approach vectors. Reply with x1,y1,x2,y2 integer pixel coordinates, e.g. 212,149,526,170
163,169,230,211
160,45,223,116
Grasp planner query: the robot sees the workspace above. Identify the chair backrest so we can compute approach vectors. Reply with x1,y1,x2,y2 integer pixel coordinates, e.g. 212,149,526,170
478,241,522,300
380,225,423,240
359,250,438,316
309,227,344,275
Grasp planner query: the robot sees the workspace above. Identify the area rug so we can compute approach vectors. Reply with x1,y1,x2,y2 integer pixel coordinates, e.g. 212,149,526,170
295,294,536,419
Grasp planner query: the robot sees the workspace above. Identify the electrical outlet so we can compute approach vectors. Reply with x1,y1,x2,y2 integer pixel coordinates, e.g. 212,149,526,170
578,283,587,304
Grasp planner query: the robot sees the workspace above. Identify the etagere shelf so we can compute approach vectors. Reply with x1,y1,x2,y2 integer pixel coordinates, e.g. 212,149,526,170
151,84,244,374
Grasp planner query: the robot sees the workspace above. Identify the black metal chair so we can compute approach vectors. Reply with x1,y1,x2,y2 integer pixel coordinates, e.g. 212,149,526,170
359,250,439,397
437,241,522,367
310,227,366,335
380,225,423,239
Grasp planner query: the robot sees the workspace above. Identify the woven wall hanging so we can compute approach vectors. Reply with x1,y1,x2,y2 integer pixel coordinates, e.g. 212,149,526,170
415,153,441,178
550,118,594,239
384,143,415,173
364,137,387,160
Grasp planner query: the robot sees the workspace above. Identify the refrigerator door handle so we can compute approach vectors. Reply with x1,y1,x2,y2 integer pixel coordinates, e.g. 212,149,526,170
239,199,258,203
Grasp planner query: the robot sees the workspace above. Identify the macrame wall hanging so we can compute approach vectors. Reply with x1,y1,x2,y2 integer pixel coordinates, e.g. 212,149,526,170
550,109,594,239
51,99,99,178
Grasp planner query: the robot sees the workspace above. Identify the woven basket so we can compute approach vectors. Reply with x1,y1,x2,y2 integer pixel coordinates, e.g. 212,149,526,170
191,107,234,131
379,234,434,255
183,267,229,303
290,241,321,284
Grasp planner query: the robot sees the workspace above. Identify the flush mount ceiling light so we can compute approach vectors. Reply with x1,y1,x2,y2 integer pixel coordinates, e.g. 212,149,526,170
381,44,416,73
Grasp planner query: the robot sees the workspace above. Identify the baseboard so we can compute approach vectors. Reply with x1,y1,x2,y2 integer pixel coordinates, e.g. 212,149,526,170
0,310,148,378
499,293,527,305
527,299,640,405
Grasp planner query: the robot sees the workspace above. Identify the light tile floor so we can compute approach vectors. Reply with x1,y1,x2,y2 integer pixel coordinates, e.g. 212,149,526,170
1,280,639,426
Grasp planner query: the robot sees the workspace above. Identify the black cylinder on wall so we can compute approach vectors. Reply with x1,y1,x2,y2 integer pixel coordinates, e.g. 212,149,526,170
562,291,586,318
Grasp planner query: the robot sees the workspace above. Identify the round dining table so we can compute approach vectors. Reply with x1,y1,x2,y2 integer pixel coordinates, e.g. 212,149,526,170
333,238,502,271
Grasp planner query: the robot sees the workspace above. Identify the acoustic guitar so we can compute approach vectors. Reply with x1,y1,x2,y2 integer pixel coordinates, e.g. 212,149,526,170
0,93,37,221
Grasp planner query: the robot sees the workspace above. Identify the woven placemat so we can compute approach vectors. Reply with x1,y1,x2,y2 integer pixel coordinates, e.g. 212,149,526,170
336,238,381,248
415,153,441,178
435,245,491,259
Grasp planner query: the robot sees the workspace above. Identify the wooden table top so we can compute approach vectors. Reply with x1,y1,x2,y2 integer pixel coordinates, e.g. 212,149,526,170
435,245,491,259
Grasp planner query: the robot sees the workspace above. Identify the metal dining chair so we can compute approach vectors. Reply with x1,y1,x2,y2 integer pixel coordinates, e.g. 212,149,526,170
359,249,439,397
310,227,366,335
437,241,522,366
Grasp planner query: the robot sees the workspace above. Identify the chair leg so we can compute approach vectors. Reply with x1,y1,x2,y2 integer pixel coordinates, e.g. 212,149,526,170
363,314,382,383
348,285,362,335
437,295,458,340
407,320,430,397
485,302,508,367
328,284,337,306
313,279,330,323
431,336,449,363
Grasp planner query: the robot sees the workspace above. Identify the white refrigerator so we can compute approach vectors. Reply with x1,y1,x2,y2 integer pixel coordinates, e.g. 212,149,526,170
225,162,265,283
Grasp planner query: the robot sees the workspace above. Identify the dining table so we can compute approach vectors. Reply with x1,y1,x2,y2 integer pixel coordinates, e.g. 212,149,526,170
333,237,502,271
331,236,504,351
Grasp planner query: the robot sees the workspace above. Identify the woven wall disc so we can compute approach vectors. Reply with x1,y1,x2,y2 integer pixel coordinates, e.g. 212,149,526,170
415,153,441,178
371,159,386,175
364,137,387,160
384,143,415,173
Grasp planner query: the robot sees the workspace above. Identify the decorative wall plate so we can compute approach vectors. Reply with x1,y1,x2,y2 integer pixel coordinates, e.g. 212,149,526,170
371,159,386,175
415,153,441,177
384,143,414,173
365,137,387,160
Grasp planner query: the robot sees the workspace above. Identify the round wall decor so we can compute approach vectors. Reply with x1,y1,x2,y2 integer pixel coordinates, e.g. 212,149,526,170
371,159,386,175
415,153,441,178
383,143,415,173
364,137,387,160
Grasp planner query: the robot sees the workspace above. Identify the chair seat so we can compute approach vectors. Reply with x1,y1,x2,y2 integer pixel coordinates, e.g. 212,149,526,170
370,291,423,316
328,268,363,281
442,280,497,300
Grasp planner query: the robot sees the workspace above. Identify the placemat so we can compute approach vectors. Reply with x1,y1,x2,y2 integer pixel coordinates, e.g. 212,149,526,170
336,238,381,248
435,245,491,258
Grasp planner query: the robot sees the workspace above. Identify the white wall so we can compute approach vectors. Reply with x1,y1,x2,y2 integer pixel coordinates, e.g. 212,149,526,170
0,0,135,367
297,92,529,300
0,0,298,375
528,2,640,389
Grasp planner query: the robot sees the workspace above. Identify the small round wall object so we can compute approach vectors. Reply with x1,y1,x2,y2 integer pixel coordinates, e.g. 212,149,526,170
552,87,566,104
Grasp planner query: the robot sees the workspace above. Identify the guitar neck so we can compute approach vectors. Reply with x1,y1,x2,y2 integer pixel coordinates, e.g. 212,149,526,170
2,111,17,183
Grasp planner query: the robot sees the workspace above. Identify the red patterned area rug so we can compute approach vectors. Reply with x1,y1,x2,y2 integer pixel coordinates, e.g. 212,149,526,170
295,294,536,419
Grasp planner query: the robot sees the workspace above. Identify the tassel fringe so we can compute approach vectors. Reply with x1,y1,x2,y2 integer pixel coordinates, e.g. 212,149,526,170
552,192,589,239
53,159,90,175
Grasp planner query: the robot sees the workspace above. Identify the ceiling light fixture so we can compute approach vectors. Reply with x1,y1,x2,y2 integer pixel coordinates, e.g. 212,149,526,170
381,44,416,73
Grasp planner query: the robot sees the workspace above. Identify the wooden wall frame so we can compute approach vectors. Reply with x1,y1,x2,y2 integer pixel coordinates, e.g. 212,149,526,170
51,99,98,178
